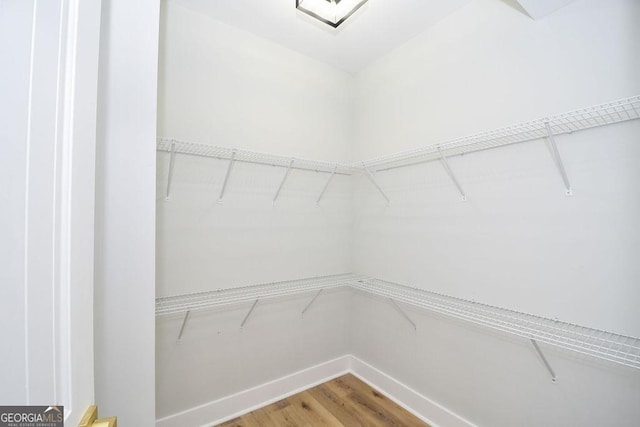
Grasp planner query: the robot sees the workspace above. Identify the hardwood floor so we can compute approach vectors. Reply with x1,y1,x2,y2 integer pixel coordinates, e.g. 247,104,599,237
216,374,430,426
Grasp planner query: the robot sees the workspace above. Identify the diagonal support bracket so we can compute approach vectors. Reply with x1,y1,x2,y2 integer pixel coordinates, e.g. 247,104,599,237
302,289,324,317
177,310,191,340
362,165,391,204
316,166,338,206
218,150,236,203
531,339,557,383
389,298,417,331
437,146,467,201
241,299,259,329
165,141,177,201
273,158,295,205
544,121,572,196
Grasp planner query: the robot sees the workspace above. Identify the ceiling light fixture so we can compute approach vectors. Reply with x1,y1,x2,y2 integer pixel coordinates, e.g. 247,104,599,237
296,0,369,28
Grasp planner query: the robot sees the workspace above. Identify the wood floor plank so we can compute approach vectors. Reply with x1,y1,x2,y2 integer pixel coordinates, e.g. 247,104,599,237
214,374,430,427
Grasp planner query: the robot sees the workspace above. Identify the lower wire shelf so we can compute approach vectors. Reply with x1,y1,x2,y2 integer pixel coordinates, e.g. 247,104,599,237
156,274,640,371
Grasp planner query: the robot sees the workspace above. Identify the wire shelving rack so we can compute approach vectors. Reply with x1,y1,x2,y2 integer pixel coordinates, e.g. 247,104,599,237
359,95,640,172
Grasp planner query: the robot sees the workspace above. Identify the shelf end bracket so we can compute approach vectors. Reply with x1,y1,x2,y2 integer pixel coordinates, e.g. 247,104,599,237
544,121,572,196
241,299,259,329
362,164,391,204
437,146,466,201
273,159,295,205
316,166,338,206
165,141,177,201
218,149,237,203
389,298,417,331
302,289,324,317
177,310,191,340
531,339,557,383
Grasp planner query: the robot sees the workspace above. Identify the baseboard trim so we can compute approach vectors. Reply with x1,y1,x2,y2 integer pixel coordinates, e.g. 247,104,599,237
156,354,476,427
155,355,351,427
349,356,478,427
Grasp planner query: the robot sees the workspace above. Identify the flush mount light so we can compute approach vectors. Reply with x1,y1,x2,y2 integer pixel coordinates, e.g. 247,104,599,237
296,0,369,28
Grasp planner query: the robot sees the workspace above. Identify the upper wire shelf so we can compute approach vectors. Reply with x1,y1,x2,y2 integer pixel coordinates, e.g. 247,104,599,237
359,95,640,172
157,138,357,176
352,278,640,370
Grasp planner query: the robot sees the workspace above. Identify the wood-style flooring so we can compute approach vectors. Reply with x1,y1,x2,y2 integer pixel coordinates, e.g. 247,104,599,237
216,374,430,427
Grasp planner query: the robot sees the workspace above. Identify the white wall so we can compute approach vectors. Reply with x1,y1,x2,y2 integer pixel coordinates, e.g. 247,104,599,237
94,0,160,425
351,0,640,425
158,1,354,163
353,0,640,336
155,1,355,421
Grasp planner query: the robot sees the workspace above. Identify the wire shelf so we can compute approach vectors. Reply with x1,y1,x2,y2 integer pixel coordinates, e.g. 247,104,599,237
359,95,640,172
157,138,357,176
155,273,365,316
352,278,640,370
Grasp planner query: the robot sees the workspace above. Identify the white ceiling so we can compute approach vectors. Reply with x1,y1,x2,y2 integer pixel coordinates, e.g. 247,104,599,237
169,0,471,74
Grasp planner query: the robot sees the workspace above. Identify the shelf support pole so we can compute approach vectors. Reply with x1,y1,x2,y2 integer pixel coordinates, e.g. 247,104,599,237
437,146,467,201
273,159,295,205
543,121,572,196
531,339,557,383
389,298,417,331
241,299,259,329
302,289,324,317
362,165,390,204
165,142,176,200
316,165,338,205
218,150,236,203
177,310,191,340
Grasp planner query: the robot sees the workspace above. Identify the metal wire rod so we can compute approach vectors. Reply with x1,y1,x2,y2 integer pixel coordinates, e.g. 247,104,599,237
544,121,572,195
437,146,467,201
531,339,557,383
389,298,417,330
316,165,337,205
362,165,390,204
241,299,259,329
177,310,190,340
273,159,294,205
218,150,236,203
302,289,324,317
165,142,176,200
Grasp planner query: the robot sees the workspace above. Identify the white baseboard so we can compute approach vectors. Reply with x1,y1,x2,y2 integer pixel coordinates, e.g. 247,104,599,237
156,354,475,427
349,356,478,427
155,355,351,427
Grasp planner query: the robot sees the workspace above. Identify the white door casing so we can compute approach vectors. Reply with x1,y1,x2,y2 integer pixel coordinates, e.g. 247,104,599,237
0,0,102,424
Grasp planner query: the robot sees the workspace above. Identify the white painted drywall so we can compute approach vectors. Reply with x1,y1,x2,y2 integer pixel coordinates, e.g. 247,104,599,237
353,0,640,337
155,2,356,420
94,0,160,425
158,0,354,163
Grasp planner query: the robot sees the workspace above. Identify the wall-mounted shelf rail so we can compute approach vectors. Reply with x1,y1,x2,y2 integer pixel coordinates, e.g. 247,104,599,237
157,273,640,371
359,95,640,172
157,139,357,176
155,273,365,317
351,278,640,371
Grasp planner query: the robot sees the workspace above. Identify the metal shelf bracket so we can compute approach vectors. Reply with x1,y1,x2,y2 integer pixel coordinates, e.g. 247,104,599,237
177,310,190,340
273,158,295,205
316,165,338,205
437,146,467,201
543,121,572,196
531,339,557,383
218,149,236,203
363,165,391,204
241,299,259,329
302,289,324,317
165,141,176,201
389,298,417,330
